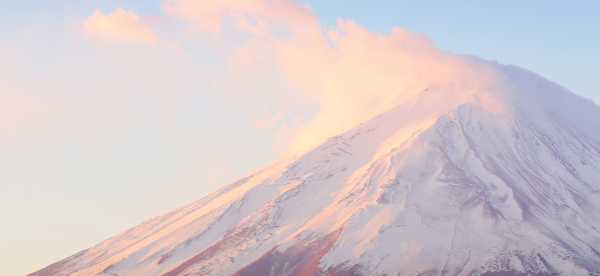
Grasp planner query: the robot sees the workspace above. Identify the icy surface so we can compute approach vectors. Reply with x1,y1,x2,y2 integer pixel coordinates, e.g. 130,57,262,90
31,65,600,276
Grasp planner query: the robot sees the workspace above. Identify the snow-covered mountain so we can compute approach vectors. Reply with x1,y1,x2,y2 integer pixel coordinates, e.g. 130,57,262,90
32,62,600,275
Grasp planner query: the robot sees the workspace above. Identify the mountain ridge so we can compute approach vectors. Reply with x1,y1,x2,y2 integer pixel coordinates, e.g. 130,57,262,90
32,63,600,276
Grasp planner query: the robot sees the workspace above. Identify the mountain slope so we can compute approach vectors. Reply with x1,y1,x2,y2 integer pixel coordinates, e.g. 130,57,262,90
32,65,600,276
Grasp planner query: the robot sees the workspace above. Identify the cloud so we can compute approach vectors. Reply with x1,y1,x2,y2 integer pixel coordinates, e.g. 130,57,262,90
77,1,499,155
83,9,158,45
163,0,316,34
162,0,500,154
272,21,499,153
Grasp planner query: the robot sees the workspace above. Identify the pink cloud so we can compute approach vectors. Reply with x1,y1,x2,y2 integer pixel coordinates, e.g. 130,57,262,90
74,0,500,155
163,0,316,35
83,9,158,45
270,20,500,152
163,0,501,154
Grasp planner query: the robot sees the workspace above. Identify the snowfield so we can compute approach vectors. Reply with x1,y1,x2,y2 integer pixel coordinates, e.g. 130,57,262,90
32,63,600,276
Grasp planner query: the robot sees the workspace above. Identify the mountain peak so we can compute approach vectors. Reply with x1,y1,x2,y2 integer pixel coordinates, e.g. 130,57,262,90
32,65,600,276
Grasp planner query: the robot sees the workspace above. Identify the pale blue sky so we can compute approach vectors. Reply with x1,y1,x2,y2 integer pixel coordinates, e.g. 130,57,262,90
306,1,600,102
4,0,598,100
1,1,598,275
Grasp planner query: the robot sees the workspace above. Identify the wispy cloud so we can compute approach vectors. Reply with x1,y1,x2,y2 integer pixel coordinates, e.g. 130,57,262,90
74,1,500,155
158,0,499,153
83,9,158,45
162,0,315,34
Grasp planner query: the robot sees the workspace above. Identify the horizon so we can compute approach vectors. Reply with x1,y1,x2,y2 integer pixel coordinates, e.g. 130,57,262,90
2,1,600,275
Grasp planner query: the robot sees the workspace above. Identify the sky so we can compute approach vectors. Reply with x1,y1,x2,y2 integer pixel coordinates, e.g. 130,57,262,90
1,1,599,275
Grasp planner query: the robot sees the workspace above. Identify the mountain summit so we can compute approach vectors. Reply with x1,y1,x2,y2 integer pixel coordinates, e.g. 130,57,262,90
32,63,600,275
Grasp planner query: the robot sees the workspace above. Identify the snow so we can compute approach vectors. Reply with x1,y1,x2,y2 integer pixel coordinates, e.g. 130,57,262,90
31,63,600,276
